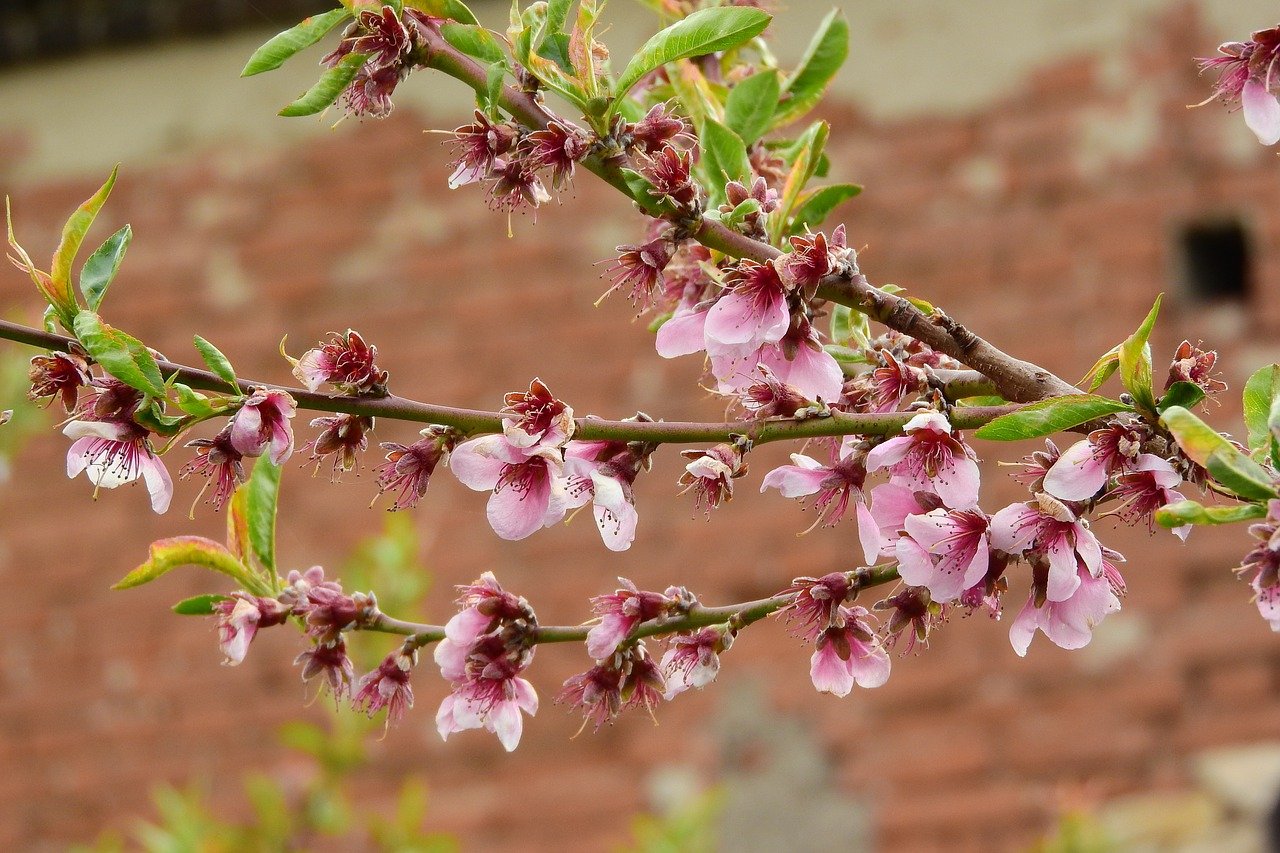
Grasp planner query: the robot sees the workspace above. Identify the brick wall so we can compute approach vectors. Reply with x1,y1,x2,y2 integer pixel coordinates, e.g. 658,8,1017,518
3,2,1280,850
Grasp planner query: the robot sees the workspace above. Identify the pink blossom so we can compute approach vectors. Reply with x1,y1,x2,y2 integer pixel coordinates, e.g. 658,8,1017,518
1198,27,1280,145
290,329,388,395
447,110,518,188
28,349,91,413
450,435,570,540
303,414,373,477
374,426,455,511
354,647,416,726
704,260,790,350
1166,340,1227,396
1009,559,1125,656
487,160,551,212
870,351,925,413
781,232,832,291
435,635,538,752
213,593,289,666
1042,421,1147,502
229,388,296,465
1107,454,1189,539
642,144,699,209
563,440,644,552
808,605,891,697
602,238,673,309
502,378,575,450
295,638,355,699
586,579,673,660
761,441,880,559
894,507,992,603
181,425,245,511
778,572,854,636
442,571,531,652
64,419,173,514
990,494,1103,602
1236,500,1280,630
712,318,843,405
296,585,374,643
558,643,666,731
625,103,691,155
865,411,980,509
661,627,730,699
678,443,747,513
523,121,589,190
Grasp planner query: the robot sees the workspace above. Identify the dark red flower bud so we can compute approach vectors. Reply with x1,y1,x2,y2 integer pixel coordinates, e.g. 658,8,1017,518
28,348,91,413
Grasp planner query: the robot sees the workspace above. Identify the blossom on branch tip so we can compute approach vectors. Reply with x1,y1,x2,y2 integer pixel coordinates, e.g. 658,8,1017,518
64,419,172,514
28,349,91,412
678,443,748,513
229,388,296,465
1009,555,1125,656
865,411,981,510
213,593,289,666
375,426,455,511
181,425,245,512
290,330,388,395
450,434,570,540
809,605,890,697
322,6,431,118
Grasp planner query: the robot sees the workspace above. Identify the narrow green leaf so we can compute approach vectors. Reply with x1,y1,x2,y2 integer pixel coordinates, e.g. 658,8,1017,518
1156,499,1267,528
279,52,369,117
403,0,479,25
613,7,771,105
228,484,251,566
1156,381,1206,414
241,9,351,77
172,593,232,616
1243,364,1280,454
788,183,861,234
1080,347,1120,393
1161,405,1278,499
193,335,238,391
829,303,869,349
774,9,849,127
79,224,131,311
73,311,166,397
700,118,751,193
172,383,217,418
546,0,572,32
974,394,1132,441
824,344,870,367
247,457,282,579
441,22,505,63
772,120,828,242
50,166,119,323
724,69,779,146
114,536,264,594
1118,294,1162,414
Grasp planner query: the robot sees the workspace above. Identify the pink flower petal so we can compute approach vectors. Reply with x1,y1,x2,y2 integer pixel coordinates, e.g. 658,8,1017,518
655,308,709,358
1243,78,1280,145
809,644,854,697
450,436,515,491
760,455,829,498
487,481,549,540
1042,439,1108,501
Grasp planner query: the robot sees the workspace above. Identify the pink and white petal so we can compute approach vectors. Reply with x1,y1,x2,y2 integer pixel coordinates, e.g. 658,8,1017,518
432,638,469,681
540,476,571,529
760,456,830,498
595,498,638,552
1042,440,1108,501
894,536,938,590
1243,78,1280,145
869,483,928,536
140,454,174,514
933,455,981,510
1253,578,1280,631
444,607,492,646
486,484,548,540
855,501,882,566
63,420,131,441
435,694,461,741
449,436,513,490
849,644,891,688
1043,537,1083,602
989,504,1040,554
865,436,915,471
229,405,263,455
763,343,844,402
809,645,854,697
1134,453,1182,489
587,614,631,659
1072,525,1103,577
513,677,539,715
1008,597,1042,657
489,699,525,752
66,436,96,479
655,308,710,358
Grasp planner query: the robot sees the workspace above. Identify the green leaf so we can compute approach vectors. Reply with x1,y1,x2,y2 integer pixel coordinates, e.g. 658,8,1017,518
700,118,751,194
247,457,282,580
192,335,238,391
73,311,166,397
441,22,505,63
172,593,232,616
1080,346,1120,392
46,166,120,326
1156,499,1268,528
774,9,849,127
1160,405,1277,500
1243,364,1280,455
1157,381,1206,414
403,0,478,25
724,69,779,146
241,9,351,77
114,536,264,594
172,383,218,418
788,183,861,234
279,52,369,117
1118,294,1161,414
772,120,828,242
612,7,771,106
828,303,869,349
79,224,131,312
546,0,572,33
824,344,870,367
974,394,1132,441
227,484,251,566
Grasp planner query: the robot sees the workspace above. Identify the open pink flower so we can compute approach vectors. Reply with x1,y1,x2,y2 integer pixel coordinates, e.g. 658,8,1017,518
586,579,673,660
230,388,296,465
502,378,574,450
354,647,416,726
808,605,890,697
64,419,173,514
1009,558,1124,656
450,435,569,540
894,507,992,603
1198,27,1280,145
435,635,538,752
213,593,289,666
704,260,790,350
778,572,854,637
1042,421,1146,501
1107,454,1188,538
678,443,747,513
661,627,730,699
865,411,980,509
564,440,644,552
990,494,1103,602
761,440,880,559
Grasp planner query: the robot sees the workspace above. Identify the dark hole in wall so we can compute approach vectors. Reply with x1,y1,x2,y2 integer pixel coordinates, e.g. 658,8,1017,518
1178,220,1251,302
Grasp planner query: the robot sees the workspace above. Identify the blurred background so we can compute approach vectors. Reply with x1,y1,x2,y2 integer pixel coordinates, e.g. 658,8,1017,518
2,0,1280,849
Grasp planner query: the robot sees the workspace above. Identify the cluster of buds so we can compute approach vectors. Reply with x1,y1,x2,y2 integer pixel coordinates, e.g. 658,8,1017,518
323,6,434,118
446,111,590,214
